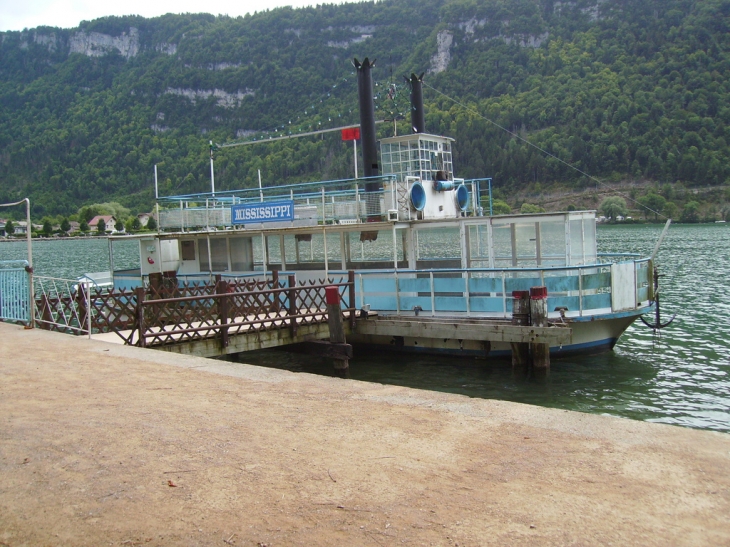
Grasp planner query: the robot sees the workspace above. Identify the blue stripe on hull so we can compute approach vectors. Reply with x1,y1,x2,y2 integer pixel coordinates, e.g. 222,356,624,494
352,336,619,361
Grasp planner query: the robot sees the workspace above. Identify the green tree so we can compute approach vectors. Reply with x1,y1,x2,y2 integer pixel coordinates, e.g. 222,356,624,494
42,219,53,237
662,202,679,220
132,217,142,231
146,216,157,230
60,218,71,233
5,220,15,236
79,220,89,233
520,203,545,214
680,201,701,223
486,199,512,215
115,219,124,232
600,197,628,221
639,192,667,221
97,218,106,234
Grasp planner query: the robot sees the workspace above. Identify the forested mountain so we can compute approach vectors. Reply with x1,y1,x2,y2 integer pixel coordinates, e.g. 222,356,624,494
1,0,729,219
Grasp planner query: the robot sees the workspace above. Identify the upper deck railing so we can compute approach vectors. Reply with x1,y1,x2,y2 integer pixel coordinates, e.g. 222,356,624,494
155,176,488,231
157,175,397,231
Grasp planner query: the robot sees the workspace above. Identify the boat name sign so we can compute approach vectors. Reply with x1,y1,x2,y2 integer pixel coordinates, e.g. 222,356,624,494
231,200,294,224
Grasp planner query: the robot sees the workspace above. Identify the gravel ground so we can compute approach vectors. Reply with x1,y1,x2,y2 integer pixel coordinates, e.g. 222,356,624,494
1,322,729,546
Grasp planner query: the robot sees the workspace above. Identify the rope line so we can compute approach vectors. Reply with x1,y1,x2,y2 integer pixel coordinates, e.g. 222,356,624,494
423,82,668,220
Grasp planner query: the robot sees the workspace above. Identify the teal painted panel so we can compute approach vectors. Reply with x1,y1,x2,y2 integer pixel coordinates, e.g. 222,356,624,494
434,296,467,311
468,277,503,293
363,277,396,293
582,271,611,290
469,297,506,313
544,275,580,293
505,277,542,292
433,277,465,293
637,287,649,301
582,293,611,310
399,277,431,293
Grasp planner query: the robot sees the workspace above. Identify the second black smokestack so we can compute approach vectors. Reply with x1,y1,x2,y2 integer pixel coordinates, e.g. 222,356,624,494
408,72,426,134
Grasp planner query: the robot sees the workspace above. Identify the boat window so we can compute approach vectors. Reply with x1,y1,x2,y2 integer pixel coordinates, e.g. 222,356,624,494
230,237,253,272
416,227,460,260
540,219,567,267
570,219,585,265
181,240,196,261
468,224,491,268
583,218,597,264
514,222,538,268
492,222,513,268
348,229,403,263
199,238,228,272
267,236,282,264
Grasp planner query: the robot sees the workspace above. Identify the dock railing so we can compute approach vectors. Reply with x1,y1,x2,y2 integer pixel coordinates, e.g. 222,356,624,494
65,271,353,347
34,276,94,336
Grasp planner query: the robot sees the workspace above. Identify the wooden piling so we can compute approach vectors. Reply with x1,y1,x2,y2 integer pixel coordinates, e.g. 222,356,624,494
288,274,298,337
135,287,146,348
510,290,530,374
325,285,349,378
530,286,550,375
217,279,229,349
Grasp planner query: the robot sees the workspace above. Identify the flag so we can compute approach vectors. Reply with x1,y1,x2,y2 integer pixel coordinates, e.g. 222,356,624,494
341,127,360,141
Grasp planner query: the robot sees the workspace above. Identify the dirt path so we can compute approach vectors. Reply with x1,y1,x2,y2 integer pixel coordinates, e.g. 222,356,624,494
1,323,728,546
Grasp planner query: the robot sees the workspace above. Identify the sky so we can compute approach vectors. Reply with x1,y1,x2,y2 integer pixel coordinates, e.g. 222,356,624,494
0,0,344,32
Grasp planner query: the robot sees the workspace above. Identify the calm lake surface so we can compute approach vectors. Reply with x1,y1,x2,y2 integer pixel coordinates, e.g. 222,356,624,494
2,224,729,432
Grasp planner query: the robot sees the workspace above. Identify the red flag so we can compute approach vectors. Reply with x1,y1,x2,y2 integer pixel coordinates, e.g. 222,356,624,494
341,127,360,141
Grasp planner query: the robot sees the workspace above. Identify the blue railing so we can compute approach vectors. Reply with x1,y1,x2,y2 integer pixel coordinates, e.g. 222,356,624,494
336,259,652,318
0,260,31,323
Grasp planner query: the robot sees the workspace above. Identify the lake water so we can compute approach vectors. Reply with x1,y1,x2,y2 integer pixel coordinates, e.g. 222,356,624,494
1,224,728,432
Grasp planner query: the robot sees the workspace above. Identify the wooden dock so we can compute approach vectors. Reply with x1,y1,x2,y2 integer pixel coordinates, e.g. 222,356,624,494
40,272,571,371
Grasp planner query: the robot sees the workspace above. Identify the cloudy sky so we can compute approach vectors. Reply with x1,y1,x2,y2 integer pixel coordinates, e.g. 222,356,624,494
0,0,347,32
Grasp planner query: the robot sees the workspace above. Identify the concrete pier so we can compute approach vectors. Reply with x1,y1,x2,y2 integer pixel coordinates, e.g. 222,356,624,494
0,322,728,546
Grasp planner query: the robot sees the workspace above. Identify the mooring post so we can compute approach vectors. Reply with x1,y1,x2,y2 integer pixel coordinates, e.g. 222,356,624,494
135,286,146,348
325,285,349,378
288,274,297,337
217,279,229,349
348,270,356,329
510,290,530,374
271,270,280,312
530,286,550,375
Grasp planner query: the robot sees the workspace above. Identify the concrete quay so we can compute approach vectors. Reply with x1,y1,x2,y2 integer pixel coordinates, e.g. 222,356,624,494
0,322,728,546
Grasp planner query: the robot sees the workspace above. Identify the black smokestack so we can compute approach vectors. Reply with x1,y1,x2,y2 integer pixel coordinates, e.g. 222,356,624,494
354,57,379,178
408,72,426,134
353,57,381,220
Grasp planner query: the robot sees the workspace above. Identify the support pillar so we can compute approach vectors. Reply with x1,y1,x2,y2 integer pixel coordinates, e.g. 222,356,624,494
326,285,349,378
510,290,530,375
530,286,550,376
